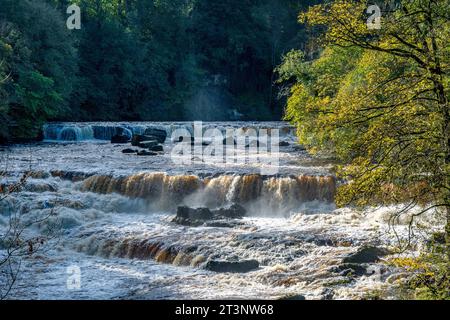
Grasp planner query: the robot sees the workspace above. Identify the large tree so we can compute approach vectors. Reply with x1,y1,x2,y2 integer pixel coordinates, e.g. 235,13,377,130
0,0,77,140
280,0,449,251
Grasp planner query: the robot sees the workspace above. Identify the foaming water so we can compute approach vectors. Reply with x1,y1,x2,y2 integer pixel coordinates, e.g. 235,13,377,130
43,121,296,142
80,173,335,214
1,121,440,300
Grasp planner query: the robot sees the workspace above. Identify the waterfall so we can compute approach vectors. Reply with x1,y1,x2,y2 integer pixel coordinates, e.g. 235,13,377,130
42,122,296,142
80,173,335,213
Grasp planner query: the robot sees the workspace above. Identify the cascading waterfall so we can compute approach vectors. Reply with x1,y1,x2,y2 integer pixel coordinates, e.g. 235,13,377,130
80,172,335,213
42,122,297,142
43,124,136,141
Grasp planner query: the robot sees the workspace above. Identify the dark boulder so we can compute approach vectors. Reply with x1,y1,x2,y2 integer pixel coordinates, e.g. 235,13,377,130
176,206,213,220
342,246,391,264
205,259,259,273
320,288,335,300
111,134,130,144
213,203,246,218
279,294,306,300
24,182,57,193
332,263,368,277
149,144,164,152
122,148,138,154
279,141,290,147
137,150,158,156
293,144,306,151
175,136,210,146
173,205,246,227
144,128,167,143
173,206,214,226
138,140,158,148
204,220,244,228
131,134,159,146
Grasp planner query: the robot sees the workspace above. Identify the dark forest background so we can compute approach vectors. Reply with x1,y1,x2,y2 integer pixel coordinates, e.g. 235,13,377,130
0,0,320,141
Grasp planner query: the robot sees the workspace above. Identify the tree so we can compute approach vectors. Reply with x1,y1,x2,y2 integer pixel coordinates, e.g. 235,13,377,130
279,0,449,252
0,0,77,141
0,153,59,299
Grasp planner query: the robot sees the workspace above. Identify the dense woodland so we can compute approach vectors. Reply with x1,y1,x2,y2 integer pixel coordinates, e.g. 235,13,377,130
0,0,320,141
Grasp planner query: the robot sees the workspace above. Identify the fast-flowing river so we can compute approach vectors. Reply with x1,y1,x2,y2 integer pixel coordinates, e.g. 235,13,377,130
0,121,440,299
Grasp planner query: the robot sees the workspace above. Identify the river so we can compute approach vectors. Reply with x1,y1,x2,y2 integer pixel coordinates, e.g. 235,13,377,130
0,121,439,299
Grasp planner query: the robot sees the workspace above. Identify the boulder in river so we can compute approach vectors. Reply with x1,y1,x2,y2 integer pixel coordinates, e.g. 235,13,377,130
144,128,167,143
173,204,246,226
176,206,214,220
205,259,259,273
279,294,306,300
149,144,164,152
278,141,290,147
293,144,306,151
137,150,158,156
332,263,368,277
131,134,158,146
212,203,246,219
122,148,138,154
138,140,158,148
342,246,391,264
111,134,130,144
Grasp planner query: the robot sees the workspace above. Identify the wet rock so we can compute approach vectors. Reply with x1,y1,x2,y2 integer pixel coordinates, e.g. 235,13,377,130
428,232,446,245
137,150,158,156
122,148,138,154
143,128,167,143
205,259,259,273
343,246,391,264
131,134,158,146
293,144,306,151
204,220,245,228
174,136,210,146
26,170,51,179
386,272,410,284
173,204,247,227
320,288,335,300
138,140,158,148
279,294,306,300
111,134,130,144
176,206,213,221
47,199,86,209
149,144,164,152
278,141,290,147
212,203,246,219
24,182,57,193
332,263,368,277
50,170,94,182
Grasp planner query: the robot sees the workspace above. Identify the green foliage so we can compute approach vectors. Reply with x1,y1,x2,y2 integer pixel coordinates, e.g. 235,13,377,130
279,0,450,278
390,235,449,300
11,71,63,139
279,0,450,212
0,0,77,141
0,0,323,140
